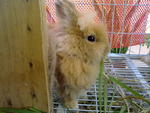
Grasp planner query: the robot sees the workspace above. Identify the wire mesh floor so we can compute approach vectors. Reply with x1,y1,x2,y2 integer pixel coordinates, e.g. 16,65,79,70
53,54,150,113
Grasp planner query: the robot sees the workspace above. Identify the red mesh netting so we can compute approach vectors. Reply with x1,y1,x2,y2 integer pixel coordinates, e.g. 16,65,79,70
45,0,150,48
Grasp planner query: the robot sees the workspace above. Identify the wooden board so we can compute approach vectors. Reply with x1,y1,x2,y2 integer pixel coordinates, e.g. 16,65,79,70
0,0,51,112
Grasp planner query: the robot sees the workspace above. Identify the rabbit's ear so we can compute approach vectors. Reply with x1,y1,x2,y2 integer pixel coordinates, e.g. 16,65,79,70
55,0,78,27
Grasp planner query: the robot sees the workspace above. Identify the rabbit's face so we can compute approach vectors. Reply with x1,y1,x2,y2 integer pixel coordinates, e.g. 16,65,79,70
77,16,109,62
64,21,109,64
55,0,109,64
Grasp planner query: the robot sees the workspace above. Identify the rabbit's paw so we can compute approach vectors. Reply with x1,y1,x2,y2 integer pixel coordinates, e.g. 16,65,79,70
64,99,78,109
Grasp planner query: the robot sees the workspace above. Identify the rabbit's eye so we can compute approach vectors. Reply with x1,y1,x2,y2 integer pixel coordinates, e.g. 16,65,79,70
87,35,96,42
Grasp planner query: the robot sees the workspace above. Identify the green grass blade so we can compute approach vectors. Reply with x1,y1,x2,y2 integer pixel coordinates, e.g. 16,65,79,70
98,60,105,113
108,75,150,105
0,111,5,113
108,76,142,97
108,85,117,112
130,100,143,111
112,111,120,113
0,107,45,113
27,108,46,113
117,96,150,106
0,108,31,113
119,106,126,113
141,107,150,113
104,78,108,113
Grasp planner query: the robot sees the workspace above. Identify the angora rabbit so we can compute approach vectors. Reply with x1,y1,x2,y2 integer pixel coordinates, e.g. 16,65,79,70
48,0,109,108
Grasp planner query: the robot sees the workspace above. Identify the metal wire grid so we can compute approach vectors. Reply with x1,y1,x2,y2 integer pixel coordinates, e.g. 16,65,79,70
84,0,150,55
99,0,150,55
138,67,150,86
78,0,150,54
107,55,150,97
53,55,150,113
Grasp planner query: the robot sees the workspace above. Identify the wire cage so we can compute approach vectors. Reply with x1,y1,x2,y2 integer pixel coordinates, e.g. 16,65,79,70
46,0,150,112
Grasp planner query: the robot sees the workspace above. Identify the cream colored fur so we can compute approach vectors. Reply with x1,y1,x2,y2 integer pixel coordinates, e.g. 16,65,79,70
48,0,109,108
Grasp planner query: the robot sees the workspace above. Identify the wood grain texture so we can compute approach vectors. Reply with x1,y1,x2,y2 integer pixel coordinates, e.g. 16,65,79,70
0,0,51,112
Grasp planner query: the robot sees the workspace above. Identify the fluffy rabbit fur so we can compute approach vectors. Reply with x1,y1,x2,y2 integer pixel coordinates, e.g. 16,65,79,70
48,0,109,108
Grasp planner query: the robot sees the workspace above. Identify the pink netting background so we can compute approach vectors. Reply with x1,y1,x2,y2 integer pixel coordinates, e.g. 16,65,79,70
45,0,150,48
